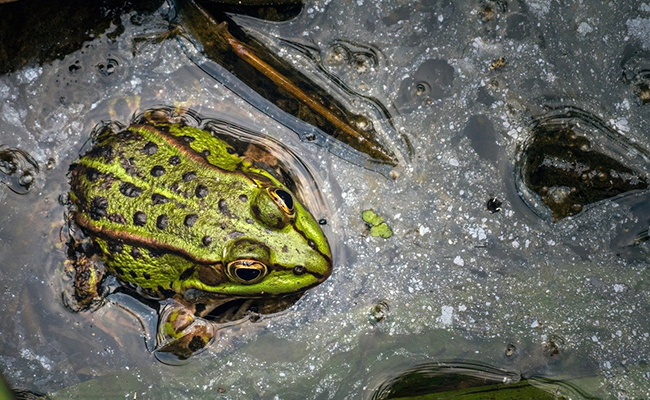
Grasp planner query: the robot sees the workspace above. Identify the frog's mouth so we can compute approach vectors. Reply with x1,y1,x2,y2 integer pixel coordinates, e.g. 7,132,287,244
193,293,304,323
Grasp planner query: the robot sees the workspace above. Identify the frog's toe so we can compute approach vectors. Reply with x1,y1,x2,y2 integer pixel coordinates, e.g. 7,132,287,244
155,302,216,361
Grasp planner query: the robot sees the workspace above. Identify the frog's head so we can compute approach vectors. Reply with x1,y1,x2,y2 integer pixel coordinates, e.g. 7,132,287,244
186,181,332,298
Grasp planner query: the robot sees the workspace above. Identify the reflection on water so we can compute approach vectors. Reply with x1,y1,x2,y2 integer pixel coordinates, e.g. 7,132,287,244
1,0,650,398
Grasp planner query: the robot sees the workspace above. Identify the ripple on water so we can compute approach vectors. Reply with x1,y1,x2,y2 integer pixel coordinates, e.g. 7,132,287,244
0,145,39,195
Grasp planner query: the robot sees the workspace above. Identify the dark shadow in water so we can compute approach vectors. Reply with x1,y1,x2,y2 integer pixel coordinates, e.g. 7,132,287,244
372,360,600,399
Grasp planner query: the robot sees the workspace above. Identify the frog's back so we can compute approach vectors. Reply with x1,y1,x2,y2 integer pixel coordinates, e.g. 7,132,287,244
69,119,332,298
69,123,263,282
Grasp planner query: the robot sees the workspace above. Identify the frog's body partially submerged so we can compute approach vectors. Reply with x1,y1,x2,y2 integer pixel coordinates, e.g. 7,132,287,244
68,110,332,359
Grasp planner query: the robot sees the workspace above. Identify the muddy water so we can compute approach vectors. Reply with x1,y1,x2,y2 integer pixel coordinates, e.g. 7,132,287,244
1,0,649,398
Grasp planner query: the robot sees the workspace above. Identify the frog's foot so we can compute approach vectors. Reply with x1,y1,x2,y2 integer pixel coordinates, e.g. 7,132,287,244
64,253,105,311
155,301,216,362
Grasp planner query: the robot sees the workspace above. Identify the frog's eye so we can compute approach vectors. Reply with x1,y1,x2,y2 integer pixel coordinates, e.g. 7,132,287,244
269,188,295,216
227,260,268,285
251,187,297,229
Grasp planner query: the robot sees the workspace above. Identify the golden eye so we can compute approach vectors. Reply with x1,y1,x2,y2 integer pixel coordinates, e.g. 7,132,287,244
226,260,268,285
269,188,295,216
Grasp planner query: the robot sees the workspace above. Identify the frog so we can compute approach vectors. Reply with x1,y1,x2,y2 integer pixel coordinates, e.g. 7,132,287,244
66,108,332,360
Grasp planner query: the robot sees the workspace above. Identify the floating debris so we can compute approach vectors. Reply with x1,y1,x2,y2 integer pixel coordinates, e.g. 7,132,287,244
486,197,502,213
489,56,506,71
369,299,389,324
362,209,393,238
173,0,404,171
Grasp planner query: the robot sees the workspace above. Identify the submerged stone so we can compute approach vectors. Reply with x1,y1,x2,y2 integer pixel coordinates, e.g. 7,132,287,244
522,125,648,220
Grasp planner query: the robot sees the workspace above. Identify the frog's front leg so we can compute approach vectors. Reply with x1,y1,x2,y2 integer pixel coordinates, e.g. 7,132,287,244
155,299,216,360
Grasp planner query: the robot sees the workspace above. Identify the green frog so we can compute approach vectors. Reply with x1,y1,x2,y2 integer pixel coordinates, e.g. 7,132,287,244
67,109,332,359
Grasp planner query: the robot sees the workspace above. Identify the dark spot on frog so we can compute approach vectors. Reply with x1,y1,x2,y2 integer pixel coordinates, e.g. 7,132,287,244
90,196,108,220
246,218,254,224
141,141,158,156
133,211,147,226
108,213,127,224
220,222,227,230
308,240,317,249
179,267,195,280
168,155,181,165
218,199,229,215
195,185,208,198
129,270,137,278
119,182,142,198
239,194,248,202
293,265,305,275
108,240,123,254
131,247,142,259
157,214,169,230
151,165,165,177
226,147,236,154
184,214,198,227
143,272,151,280
318,219,327,225
282,245,288,253
152,193,169,205
486,197,502,213
188,336,207,352
201,149,211,158
85,167,101,182
182,171,197,182
180,135,195,143
114,266,124,275
202,236,212,246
